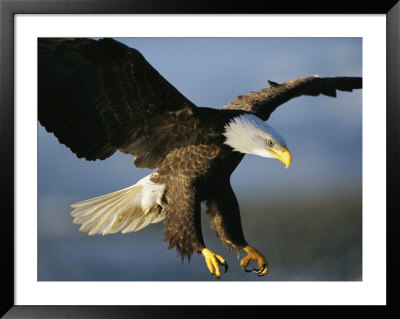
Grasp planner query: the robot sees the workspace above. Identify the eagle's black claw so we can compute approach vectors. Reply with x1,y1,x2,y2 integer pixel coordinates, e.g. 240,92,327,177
253,264,267,276
222,262,228,273
241,265,252,273
216,275,220,280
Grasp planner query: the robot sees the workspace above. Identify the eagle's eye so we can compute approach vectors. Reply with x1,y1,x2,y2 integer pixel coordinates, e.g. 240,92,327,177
266,139,275,147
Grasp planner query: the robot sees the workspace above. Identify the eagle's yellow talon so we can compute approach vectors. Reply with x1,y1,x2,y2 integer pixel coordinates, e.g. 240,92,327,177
254,264,267,276
202,248,227,278
240,245,268,276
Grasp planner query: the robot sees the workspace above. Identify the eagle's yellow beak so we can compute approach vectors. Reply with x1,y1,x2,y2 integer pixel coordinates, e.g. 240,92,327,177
268,146,292,169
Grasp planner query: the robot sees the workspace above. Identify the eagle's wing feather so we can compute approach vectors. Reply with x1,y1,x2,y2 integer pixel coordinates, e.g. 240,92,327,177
221,76,362,121
39,38,197,168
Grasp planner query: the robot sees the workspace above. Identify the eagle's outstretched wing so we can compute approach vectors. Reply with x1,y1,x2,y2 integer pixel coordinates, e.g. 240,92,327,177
39,38,197,168
221,76,362,121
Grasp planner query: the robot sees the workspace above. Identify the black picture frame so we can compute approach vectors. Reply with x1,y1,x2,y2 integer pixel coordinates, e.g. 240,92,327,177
1,0,399,318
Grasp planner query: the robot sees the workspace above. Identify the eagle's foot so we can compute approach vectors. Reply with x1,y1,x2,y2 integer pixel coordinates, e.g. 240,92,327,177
201,248,228,279
240,245,268,276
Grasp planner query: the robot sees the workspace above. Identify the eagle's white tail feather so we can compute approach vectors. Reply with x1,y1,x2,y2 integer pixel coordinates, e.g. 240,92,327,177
71,174,165,235
72,189,136,226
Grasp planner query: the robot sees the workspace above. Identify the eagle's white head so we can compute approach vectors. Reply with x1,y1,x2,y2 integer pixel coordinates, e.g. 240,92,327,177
223,114,292,168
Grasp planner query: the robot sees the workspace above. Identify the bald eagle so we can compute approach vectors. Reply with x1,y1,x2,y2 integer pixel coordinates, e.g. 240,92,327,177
38,38,362,279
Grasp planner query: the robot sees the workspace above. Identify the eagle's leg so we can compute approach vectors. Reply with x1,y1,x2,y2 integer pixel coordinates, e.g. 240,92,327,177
162,179,227,278
206,182,248,251
163,179,209,259
206,181,269,276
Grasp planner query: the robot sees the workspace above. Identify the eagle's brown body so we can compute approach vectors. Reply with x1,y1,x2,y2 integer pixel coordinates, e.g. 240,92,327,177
150,117,246,258
38,37,362,276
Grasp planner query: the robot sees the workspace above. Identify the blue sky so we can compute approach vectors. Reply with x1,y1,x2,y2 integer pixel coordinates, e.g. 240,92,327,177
38,38,362,281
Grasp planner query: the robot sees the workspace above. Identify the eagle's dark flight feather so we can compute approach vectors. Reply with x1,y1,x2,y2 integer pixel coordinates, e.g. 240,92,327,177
39,38,197,168
221,76,362,121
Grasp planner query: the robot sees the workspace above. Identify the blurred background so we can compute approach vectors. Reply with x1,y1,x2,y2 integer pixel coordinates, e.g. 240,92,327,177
38,38,362,281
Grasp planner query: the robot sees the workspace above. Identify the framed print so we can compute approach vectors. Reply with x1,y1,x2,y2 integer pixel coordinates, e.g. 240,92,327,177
1,0,399,318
